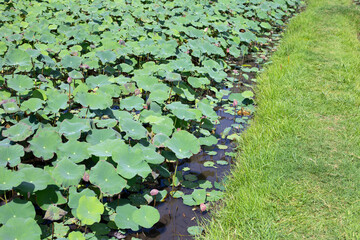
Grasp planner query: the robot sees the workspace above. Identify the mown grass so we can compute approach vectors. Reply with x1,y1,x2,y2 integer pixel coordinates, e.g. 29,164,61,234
200,0,360,239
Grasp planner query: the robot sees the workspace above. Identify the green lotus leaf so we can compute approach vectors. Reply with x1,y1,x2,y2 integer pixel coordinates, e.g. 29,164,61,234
76,196,104,225
112,110,133,121
165,72,182,82
53,222,70,238
68,70,84,79
45,91,68,113
2,100,20,113
2,122,33,141
132,205,160,229
86,129,119,145
75,92,112,110
228,93,245,103
68,187,96,210
5,49,31,66
89,223,111,236
119,118,147,140
59,117,91,140
52,159,85,188
144,115,174,136
0,168,24,191
29,129,62,160
96,50,116,64
0,144,24,167
199,135,218,146
88,139,125,157
68,231,85,240
165,130,200,159
60,55,82,69
120,95,144,111
192,189,207,204
89,160,127,195
86,75,111,89
153,133,170,147
0,199,35,224
6,75,34,92
94,119,118,128
187,226,204,236
36,185,67,210
132,75,158,91
44,204,68,221
0,217,41,240
113,145,152,179
16,167,53,193
242,90,254,98
197,99,218,121
57,140,91,163
139,145,165,164
114,204,139,231
166,102,198,120
20,98,44,112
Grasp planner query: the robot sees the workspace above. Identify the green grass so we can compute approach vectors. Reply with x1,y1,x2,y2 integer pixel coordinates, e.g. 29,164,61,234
200,0,360,239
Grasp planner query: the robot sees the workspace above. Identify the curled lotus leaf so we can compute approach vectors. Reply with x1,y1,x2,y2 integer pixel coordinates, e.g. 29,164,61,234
132,205,160,229
114,204,139,231
0,168,24,191
76,196,104,225
44,204,68,221
29,129,62,160
2,122,33,141
89,160,127,196
165,130,200,159
0,144,24,167
0,199,35,224
52,159,85,188
0,217,41,240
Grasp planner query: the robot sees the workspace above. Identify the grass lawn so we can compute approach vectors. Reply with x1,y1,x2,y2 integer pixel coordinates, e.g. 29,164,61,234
200,0,360,238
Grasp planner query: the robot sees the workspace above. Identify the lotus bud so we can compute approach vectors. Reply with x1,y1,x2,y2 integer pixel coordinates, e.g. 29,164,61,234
233,69,239,74
204,27,208,32
233,99,238,107
80,64,90,69
143,105,148,109
119,39,126,46
200,203,207,212
134,88,141,95
83,172,90,182
150,189,159,196
226,48,230,53
177,128,181,132
186,49,190,54
67,76,72,84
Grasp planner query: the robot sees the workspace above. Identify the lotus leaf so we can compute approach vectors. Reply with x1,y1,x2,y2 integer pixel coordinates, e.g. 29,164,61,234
0,199,35,224
6,75,34,92
0,144,24,167
60,55,82,69
44,204,68,221
119,118,147,140
2,100,20,113
199,135,218,146
114,204,139,231
0,168,24,190
68,70,84,79
86,75,111,89
89,160,127,195
68,231,85,240
120,95,144,111
59,117,91,139
52,159,85,188
88,138,125,157
36,185,67,210
166,102,198,120
197,99,218,122
165,130,200,159
139,145,165,164
96,50,117,64
45,91,68,113
75,92,112,110
5,49,31,66
132,205,160,229
77,196,104,225
29,129,62,160
20,98,44,112
16,167,52,193
187,226,204,236
0,217,41,240
57,140,91,163
2,122,33,142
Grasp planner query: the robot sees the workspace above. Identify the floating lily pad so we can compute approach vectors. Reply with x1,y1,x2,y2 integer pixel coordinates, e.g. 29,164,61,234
132,205,160,229
120,95,144,111
119,119,147,140
96,50,117,64
187,226,204,236
76,196,104,225
5,49,31,66
114,204,139,231
29,129,62,160
0,217,41,240
0,199,35,224
59,117,91,140
52,159,85,188
165,130,200,159
89,160,127,196
20,98,44,112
